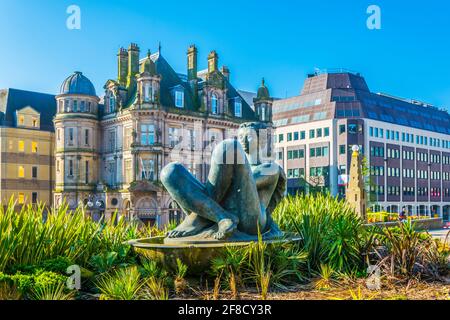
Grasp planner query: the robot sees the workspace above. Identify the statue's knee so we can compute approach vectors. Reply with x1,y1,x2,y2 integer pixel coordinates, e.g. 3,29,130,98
213,139,246,164
161,162,184,185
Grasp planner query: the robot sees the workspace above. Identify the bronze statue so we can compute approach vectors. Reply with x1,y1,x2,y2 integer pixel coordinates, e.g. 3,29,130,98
161,122,286,242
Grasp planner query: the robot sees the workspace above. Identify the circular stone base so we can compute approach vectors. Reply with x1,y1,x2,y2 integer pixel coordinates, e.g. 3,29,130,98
128,234,301,275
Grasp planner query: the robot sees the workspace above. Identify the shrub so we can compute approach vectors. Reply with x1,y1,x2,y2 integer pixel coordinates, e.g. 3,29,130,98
373,221,450,280
30,282,75,301
96,267,143,300
272,194,369,275
0,199,142,273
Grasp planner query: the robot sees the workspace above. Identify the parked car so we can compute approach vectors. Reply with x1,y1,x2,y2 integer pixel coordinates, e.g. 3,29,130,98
443,222,450,229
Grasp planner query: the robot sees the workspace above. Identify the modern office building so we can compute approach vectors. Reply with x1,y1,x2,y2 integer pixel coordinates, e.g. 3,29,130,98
0,89,56,208
53,43,272,226
274,70,450,221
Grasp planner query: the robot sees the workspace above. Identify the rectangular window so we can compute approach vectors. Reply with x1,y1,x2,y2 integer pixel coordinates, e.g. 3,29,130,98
287,151,293,160
85,129,90,146
18,140,25,152
108,131,116,152
310,148,316,157
317,128,323,138
340,125,346,135
278,134,284,142
169,128,180,148
339,145,346,155
235,100,242,117
324,127,330,137
189,129,196,150
287,133,293,142
18,166,25,178
69,128,74,145
141,124,155,146
300,131,306,140
85,161,89,184
18,193,25,205
69,160,74,177
32,192,38,204
31,141,38,153
32,166,38,179
309,130,315,139
294,132,299,141
141,159,155,181
18,115,25,126
175,91,184,108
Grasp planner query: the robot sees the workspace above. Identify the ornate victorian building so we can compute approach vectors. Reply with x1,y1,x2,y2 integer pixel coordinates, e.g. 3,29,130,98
53,43,273,226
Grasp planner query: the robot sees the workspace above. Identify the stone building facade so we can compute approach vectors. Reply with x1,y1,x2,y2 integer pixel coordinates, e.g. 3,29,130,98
0,89,56,208
53,43,272,226
274,70,450,221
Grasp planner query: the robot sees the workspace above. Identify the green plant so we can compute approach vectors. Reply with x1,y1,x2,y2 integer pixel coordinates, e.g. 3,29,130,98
0,198,141,273
90,252,119,273
174,259,188,295
30,282,75,301
143,277,169,300
314,264,336,290
0,282,21,300
96,267,143,300
272,194,368,275
374,221,449,280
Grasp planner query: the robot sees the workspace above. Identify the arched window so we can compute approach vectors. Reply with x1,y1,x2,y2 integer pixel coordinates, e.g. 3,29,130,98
211,94,218,114
144,83,152,102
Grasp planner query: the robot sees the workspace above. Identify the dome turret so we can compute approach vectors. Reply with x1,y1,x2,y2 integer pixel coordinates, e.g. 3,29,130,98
256,78,270,100
60,71,96,96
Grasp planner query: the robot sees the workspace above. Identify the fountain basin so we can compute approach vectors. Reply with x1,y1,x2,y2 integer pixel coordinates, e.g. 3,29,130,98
128,235,301,275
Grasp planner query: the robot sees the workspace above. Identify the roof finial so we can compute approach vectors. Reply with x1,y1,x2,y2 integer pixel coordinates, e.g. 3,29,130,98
262,77,265,87
158,41,162,54
147,49,151,58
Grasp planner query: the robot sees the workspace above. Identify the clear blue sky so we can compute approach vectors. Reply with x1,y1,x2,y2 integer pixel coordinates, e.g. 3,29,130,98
1,0,450,109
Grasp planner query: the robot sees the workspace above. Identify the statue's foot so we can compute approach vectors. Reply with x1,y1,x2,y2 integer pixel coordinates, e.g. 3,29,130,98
167,215,213,239
213,218,239,240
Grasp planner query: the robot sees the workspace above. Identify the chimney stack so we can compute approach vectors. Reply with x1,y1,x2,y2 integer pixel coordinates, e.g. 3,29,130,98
221,66,230,81
208,51,218,73
117,47,128,86
127,43,140,90
187,45,198,81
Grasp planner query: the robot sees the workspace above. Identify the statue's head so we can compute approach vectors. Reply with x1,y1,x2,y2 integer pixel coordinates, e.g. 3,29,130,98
238,122,269,156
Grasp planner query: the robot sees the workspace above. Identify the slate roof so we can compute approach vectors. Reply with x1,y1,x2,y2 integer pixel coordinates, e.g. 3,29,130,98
127,52,257,121
0,88,56,132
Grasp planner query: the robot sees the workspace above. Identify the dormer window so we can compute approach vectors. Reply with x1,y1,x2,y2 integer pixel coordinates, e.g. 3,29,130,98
80,101,86,112
109,95,116,113
235,99,242,118
175,91,184,108
211,94,218,114
16,107,41,128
